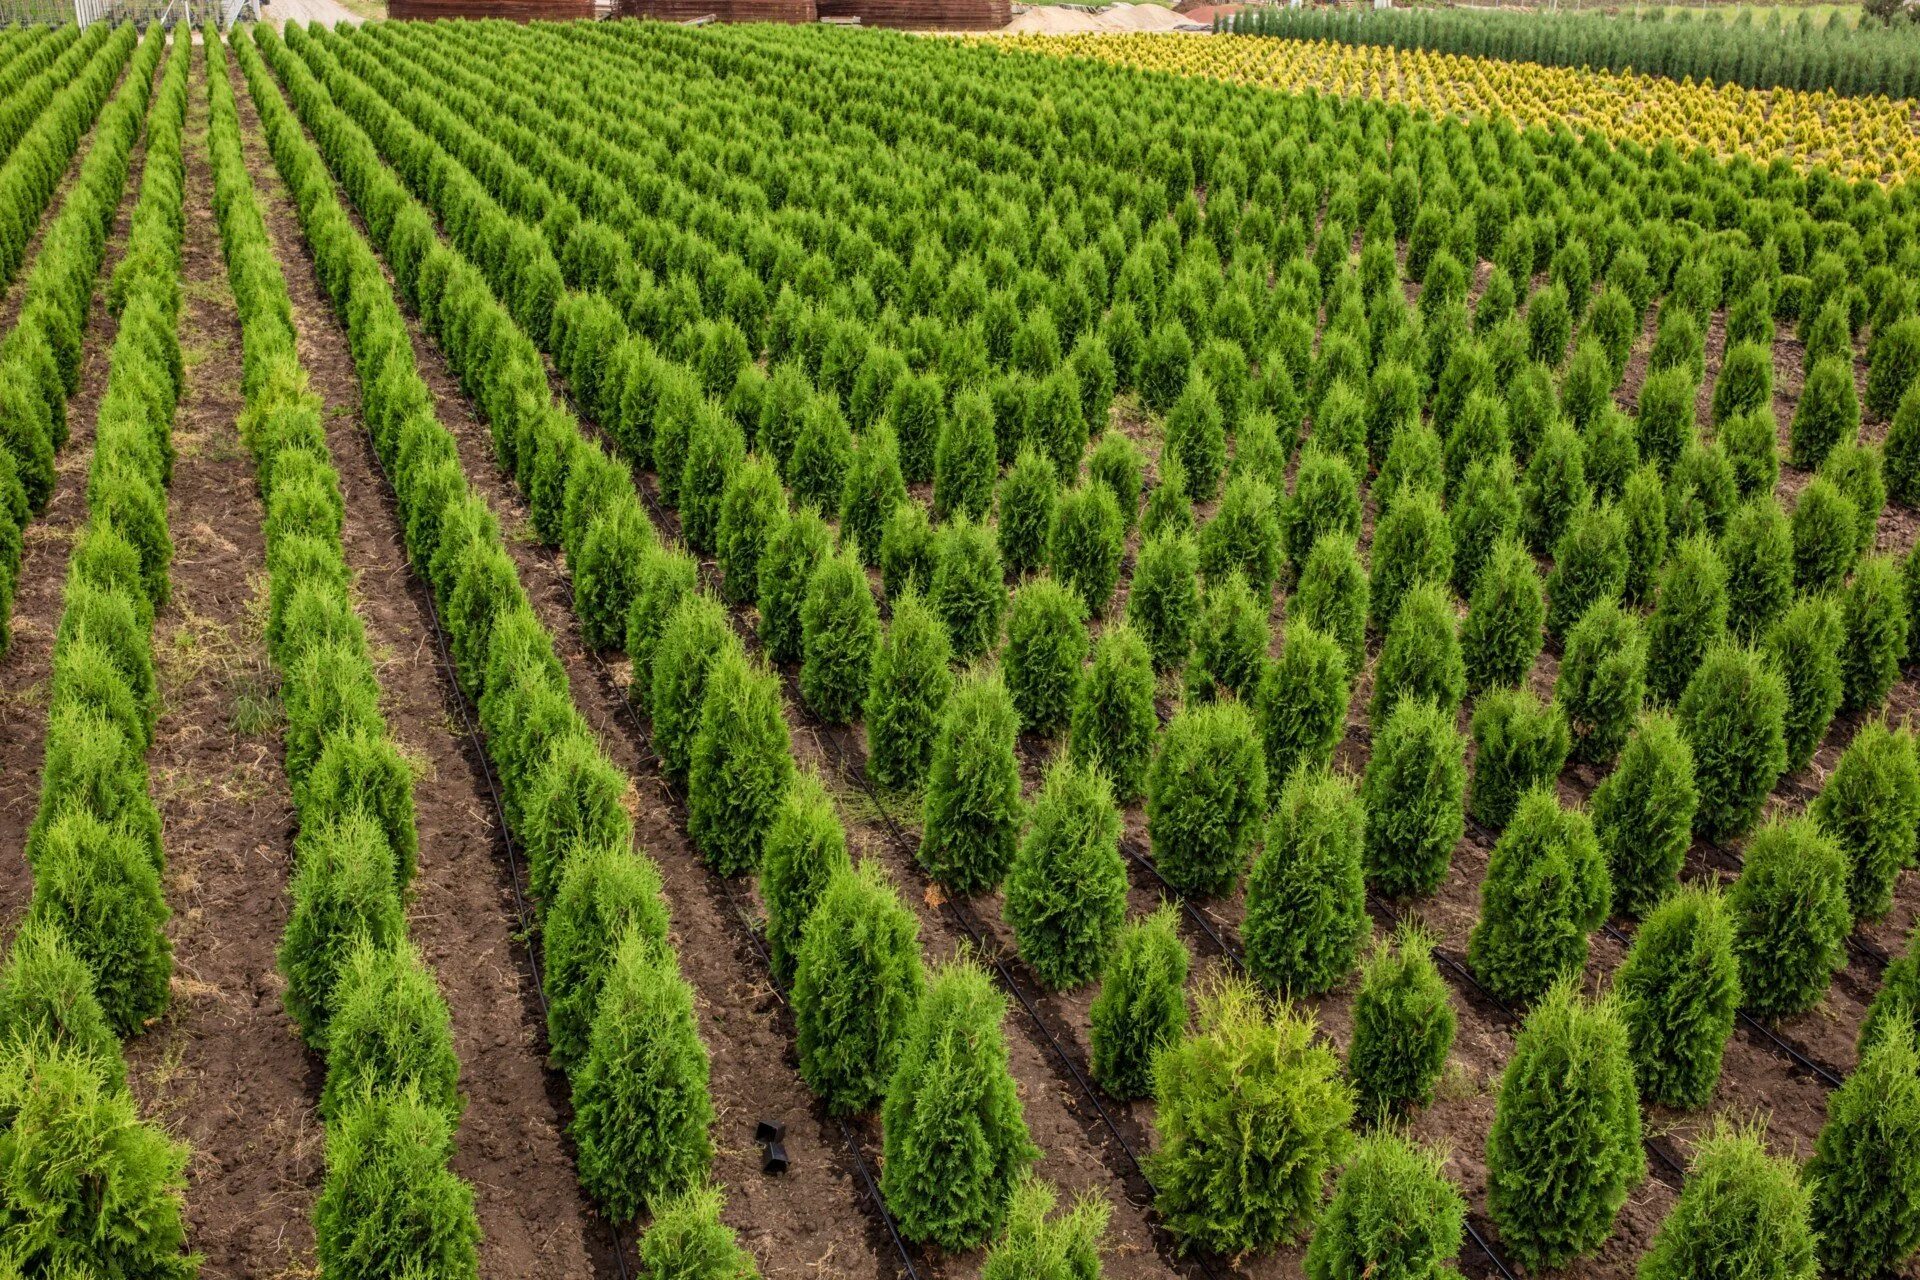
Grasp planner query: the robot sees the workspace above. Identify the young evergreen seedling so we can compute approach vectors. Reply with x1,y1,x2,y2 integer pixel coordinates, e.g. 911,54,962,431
1645,534,1730,705
1807,1026,1920,1278
1637,1121,1817,1280
544,841,671,1072
1590,712,1699,919
1370,580,1466,724
1069,622,1159,802
800,550,881,727
792,862,924,1114
864,590,954,793
919,670,1024,895
756,506,830,665
1616,886,1741,1109
1347,924,1457,1118
1089,905,1190,1100
634,1185,761,1280
689,648,795,877
1305,1131,1466,1280
1764,596,1845,774
1468,787,1610,1006
1282,446,1361,574
1368,485,1453,635
1810,719,1920,922
1461,538,1545,693
1003,576,1089,737
1293,533,1370,675
1184,571,1269,707
1244,766,1369,996
1729,818,1851,1019
315,1087,480,1279
1468,687,1571,829
929,514,1007,660
1721,496,1794,643
1840,554,1909,713
1361,698,1467,899
1256,622,1351,788
981,1176,1110,1280
1050,481,1126,617
1546,500,1629,639
1147,699,1268,898
1556,598,1647,766
1678,643,1788,843
1004,757,1128,990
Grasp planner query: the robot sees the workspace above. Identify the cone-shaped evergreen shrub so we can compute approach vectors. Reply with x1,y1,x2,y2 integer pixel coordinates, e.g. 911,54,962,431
1868,316,1920,421
1546,500,1629,638
1556,599,1647,765
1622,463,1670,606
680,411,745,554
1070,622,1158,802
759,772,849,991
787,397,852,516
998,447,1058,579
933,388,996,522
1485,982,1644,1271
715,455,784,607
1636,366,1697,473
1862,936,1920,1058
1184,571,1268,707
1522,422,1589,555
1244,767,1368,996
1461,538,1545,693
757,507,830,664
1679,643,1788,843
1089,905,1189,1099
1729,818,1851,1018
1722,408,1780,500
652,593,738,781
1811,719,1920,921
792,861,923,1113
1140,324,1194,416
1824,440,1886,559
919,670,1023,895
1646,534,1730,705
321,936,461,1124
881,961,1039,1250
1807,1026,1920,1277
689,649,794,877
1362,697,1467,899
314,1087,481,1280
839,425,907,566
1347,925,1456,1118
1616,886,1740,1109
1293,533,1369,675
930,515,1006,660
544,840,670,1073
0,921,119,1086
1637,1122,1817,1280
1712,340,1774,427
1282,446,1361,573
1256,623,1350,788
1148,978,1354,1255
981,1176,1109,1280
1166,374,1227,502
635,1185,761,1280
1004,757,1127,990
1050,482,1125,617
1590,713,1698,918
1368,486,1452,635
1886,382,1920,505
276,813,401,1048
1791,356,1861,470
572,931,714,1221
628,545,700,691
1468,788,1609,1006
1721,497,1794,643
1199,472,1282,598
1128,527,1199,673
1449,451,1522,600
1469,688,1571,829
1443,389,1511,490
1143,458,1194,540
1791,475,1860,594
878,499,934,603
1766,596,1844,773
1841,555,1909,713
1090,429,1144,532
800,550,881,726
865,590,954,793
1371,581,1464,724
889,371,945,486
1305,1131,1466,1280
1147,699,1268,898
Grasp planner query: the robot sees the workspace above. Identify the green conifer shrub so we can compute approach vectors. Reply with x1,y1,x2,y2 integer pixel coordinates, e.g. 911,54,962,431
881,961,1039,1250
1304,1132,1466,1280
799,551,881,727
878,499,934,602
1616,887,1740,1109
1142,457,1195,540
1791,356,1861,470
1764,596,1844,773
1721,408,1780,500
1823,440,1886,559
1729,818,1851,1018
1810,719,1920,921
1361,698,1467,899
275,813,401,1048
1244,767,1369,996
792,862,924,1113
1199,472,1282,596
1368,486,1452,634
839,425,907,565
1841,555,1909,713
1128,528,1199,673
1346,925,1456,1118
312,1087,480,1280
1806,1026,1920,1277
890,371,946,485
1721,497,1794,643
981,1176,1109,1280
1140,323,1194,416
321,936,461,1124
1680,643,1788,842
1293,533,1369,675
1636,1122,1817,1280
998,447,1058,578
715,455,784,607
1862,939,1920,1058
759,772,849,991
1370,581,1465,724
1147,699,1268,898
1547,500,1629,638
1622,462,1670,606
1256,622,1350,788
634,1185,761,1280
918,670,1024,895
864,590,954,793
1070,622,1159,802
1885,382,1920,505
1636,366,1698,474
1449,452,1522,599
786,397,853,515
1484,983,1644,1272
1283,446,1362,572
930,515,1007,660
1148,979,1354,1256
1468,788,1610,1006
756,506,829,664
0,921,119,1086
1791,474,1860,594
572,932,714,1222
544,842,670,1072
1712,340,1774,427
652,594,740,780
1089,905,1190,1099
1166,374,1227,502
689,649,794,877
1590,712,1698,918
1557,599,1648,765
1868,315,1920,420
1522,422,1589,555
1004,757,1128,990
1460,539,1545,693
1645,534,1731,704
1051,482,1126,617
1184,571,1269,707
932,388,995,522
1469,688,1571,829
679,410,745,554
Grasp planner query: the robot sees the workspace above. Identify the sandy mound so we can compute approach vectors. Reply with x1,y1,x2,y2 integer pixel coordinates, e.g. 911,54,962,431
999,3,1199,33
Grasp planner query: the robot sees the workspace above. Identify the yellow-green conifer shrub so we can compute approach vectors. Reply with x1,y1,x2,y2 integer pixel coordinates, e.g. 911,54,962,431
314,1087,481,1280
1636,1122,1815,1280
981,1176,1109,1280
1807,1026,1920,1277
1304,1131,1465,1280
792,862,924,1114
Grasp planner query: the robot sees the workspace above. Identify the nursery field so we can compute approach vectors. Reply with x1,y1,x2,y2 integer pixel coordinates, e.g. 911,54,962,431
8,14,1920,1280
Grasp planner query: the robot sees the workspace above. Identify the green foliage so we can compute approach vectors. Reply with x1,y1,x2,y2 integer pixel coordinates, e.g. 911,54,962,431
1522,422,1588,555
715,456,783,608
800,550,880,726
1710,339,1773,427
1140,322,1194,416
792,861,924,1113
1361,698,1467,899
314,1088,481,1280
1468,687,1570,829
544,841,670,1073
1304,1131,1466,1280
1147,699,1268,898
689,648,794,877
1367,485,1451,634
1198,472,1282,596
881,961,1038,1250
1721,497,1794,643
1722,408,1780,500
930,389,994,523
1370,581,1463,724
918,670,1023,894
1885,382,1920,505
1791,475,1860,594
1617,887,1740,1109
1637,367,1699,476
1282,446,1361,572
1823,439,1885,559
998,447,1058,578
1622,462,1670,606
981,1176,1109,1280
321,936,461,1125
1841,554,1909,713
1868,315,1920,420
572,932,714,1222
1729,818,1851,1018
759,773,849,993
1679,643,1788,843
1244,767,1368,996
1166,373,1227,501
1791,355,1860,469
839,426,906,565
1256,622,1349,788
1294,533,1369,676
878,499,934,602
1807,1026,1920,1277
1050,481,1125,617
1468,788,1609,1005
929,515,1006,660
635,1186,761,1280
1128,528,1199,673
1764,596,1844,773
1449,452,1522,600
626,545,700,690
1557,599,1647,765
1185,571,1269,707
864,590,954,793
1460,538,1544,693
1148,979,1354,1256
756,506,830,665
1089,905,1190,1099
1636,1122,1817,1280
1346,925,1456,1118
1645,534,1730,704
276,813,403,1048
1591,712,1699,918
0,922,119,1086
1863,937,1920,1058
1089,429,1144,533
1546,500,1629,638
1810,719,1920,921
1069,622,1158,802
1004,757,1127,990
1485,982,1644,1272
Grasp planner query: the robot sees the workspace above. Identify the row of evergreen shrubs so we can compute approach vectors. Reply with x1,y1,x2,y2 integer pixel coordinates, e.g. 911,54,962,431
0,30,193,1277
209,32,480,1279
239,26,753,1268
